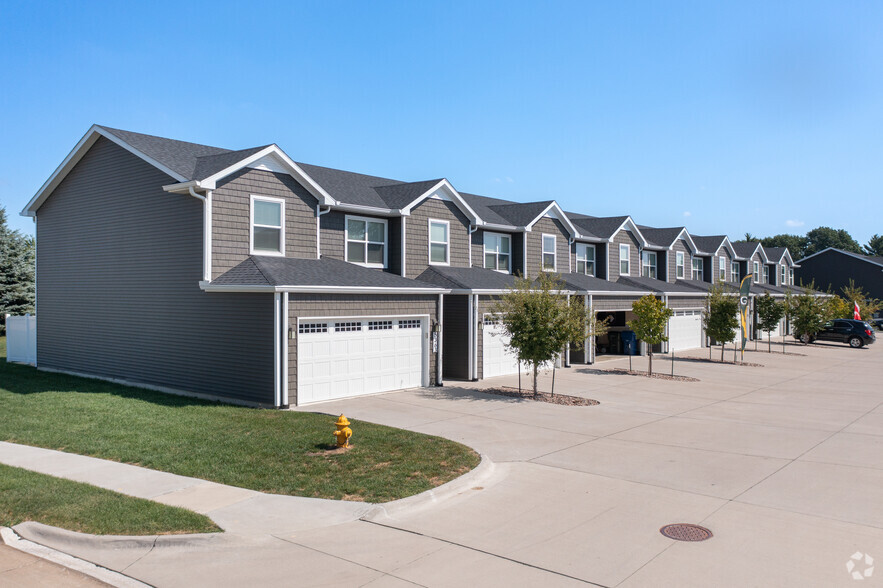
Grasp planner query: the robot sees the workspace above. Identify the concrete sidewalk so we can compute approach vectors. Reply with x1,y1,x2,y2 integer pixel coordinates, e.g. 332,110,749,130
3,336,883,586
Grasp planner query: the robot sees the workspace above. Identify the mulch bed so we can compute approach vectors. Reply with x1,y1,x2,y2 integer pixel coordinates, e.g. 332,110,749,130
609,368,699,382
485,387,599,406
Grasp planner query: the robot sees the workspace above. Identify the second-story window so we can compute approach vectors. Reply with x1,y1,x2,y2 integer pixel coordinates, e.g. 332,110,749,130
780,265,786,285
732,261,739,282
789,268,794,285
346,216,387,268
620,244,630,275
250,195,285,256
753,261,760,283
641,251,657,279
429,220,449,265
484,232,511,272
692,257,703,281
719,257,726,281
763,265,769,284
542,234,557,271
676,251,685,278
575,243,595,275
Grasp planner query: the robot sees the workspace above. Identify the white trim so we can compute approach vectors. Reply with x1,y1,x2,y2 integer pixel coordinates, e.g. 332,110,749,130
691,256,704,281
523,201,580,237
398,179,482,224
282,292,289,407
482,231,512,273
344,214,388,268
201,283,448,294
467,294,474,380
401,216,407,276
753,261,760,283
297,313,430,322
249,195,286,257
619,243,631,276
473,294,479,380
718,255,726,282
274,292,281,408
205,190,213,280
575,243,596,276
673,229,700,254
437,293,444,386
607,217,649,247
428,218,451,266
641,250,657,279
676,251,685,279
541,233,557,272
731,260,740,282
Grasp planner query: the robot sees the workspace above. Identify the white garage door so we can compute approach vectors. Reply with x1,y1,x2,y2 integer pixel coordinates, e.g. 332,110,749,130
669,310,703,352
297,317,426,405
483,315,522,378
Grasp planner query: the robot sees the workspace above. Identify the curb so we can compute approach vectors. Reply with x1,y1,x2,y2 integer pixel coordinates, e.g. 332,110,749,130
1,526,150,588
364,453,496,521
12,521,227,551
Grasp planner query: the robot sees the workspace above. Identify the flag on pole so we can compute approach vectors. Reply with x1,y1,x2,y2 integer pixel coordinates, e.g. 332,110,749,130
739,276,752,352
854,301,861,320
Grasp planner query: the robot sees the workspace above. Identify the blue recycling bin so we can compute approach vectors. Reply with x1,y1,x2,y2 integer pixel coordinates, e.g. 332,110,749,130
621,331,638,355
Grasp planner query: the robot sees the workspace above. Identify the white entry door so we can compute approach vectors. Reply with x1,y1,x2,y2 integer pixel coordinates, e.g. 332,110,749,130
297,317,426,405
482,315,522,378
669,310,703,352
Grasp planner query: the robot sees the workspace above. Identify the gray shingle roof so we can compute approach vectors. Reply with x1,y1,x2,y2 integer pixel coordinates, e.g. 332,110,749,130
732,241,761,259
559,273,647,293
417,266,519,290
641,227,685,248
293,162,403,208
571,216,629,239
373,179,444,209
191,145,272,181
214,256,444,289
459,192,518,226
487,201,555,227
616,276,704,293
763,247,789,263
692,235,728,255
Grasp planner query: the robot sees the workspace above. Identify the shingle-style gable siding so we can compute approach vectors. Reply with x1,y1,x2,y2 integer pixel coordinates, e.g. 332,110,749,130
608,230,641,279
35,137,275,405
667,239,692,282
212,168,318,279
526,217,570,277
405,198,470,277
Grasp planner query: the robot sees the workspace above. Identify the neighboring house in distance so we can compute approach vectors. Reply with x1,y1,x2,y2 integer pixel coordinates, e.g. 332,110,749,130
796,248,883,303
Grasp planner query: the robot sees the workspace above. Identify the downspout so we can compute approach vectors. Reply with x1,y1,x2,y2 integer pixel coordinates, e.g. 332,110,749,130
273,292,281,408
188,186,212,282
565,293,571,367
467,294,474,380
663,294,669,354
282,292,289,408
468,224,478,267
473,294,480,380
437,293,444,386
588,293,594,364
569,237,574,274
401,217,407,276
316,205,331,259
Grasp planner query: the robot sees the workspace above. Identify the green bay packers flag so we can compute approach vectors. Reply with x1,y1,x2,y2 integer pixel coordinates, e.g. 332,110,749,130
739,276,752,352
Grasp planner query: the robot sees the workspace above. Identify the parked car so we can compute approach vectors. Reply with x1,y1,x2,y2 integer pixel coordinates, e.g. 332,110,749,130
794,319,877,348
872,317,883,331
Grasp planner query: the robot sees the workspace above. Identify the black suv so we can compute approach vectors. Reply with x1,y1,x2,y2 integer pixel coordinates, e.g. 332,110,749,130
795,319,877,348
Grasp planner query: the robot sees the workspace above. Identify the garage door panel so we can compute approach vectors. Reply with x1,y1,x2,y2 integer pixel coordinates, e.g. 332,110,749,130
669,311,703,352
297,317,426,404
483,316,522,378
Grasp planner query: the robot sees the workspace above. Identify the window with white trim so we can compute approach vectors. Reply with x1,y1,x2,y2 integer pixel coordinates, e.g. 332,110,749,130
429,219,449,265
483,232,511,272
753,261,760,283
620,244,630,275
250,196,285,256
719,256,726,281
575,243,595,275
731,261,739,282
641,251,657,279
780,265,786,285
789,268,794,285
676,251,685,279
692,257,703,281
346,216,387,267
542,234,556,271
762,265,769,284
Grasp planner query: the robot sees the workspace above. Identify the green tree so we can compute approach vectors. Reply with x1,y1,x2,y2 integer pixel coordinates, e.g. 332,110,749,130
703,284,740,361
790,286,831,343
0,206,36,335
803,226,862,257
863,234,883,257
755,293,785,352
627,295,673,376
840,280,882,320
760,234,808,259
492,273,590,397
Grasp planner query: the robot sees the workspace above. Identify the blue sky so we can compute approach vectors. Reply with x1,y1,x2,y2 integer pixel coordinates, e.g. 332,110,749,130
2,1,881,245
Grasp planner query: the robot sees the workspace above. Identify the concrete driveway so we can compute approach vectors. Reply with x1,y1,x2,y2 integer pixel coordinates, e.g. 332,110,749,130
10,339,883,587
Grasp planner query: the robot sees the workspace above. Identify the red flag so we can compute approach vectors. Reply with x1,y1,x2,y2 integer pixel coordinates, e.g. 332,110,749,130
854,301,861,320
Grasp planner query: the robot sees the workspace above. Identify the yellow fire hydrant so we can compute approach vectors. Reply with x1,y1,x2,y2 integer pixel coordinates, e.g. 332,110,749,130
332,414,352,448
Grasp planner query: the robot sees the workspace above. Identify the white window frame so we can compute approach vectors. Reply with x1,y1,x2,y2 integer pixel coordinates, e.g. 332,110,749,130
789,268,794,285
249,195,286,257
676,251,685,279
753,261,760,283
641,250,657,279
428,219,450,266
542,234,557,272
483,231,512,273
575,243,596,276
719,256,726,281
619,243,630,275
780,265,786,286
731,261,740,282
692,256,703,281
762,265,769,284
345,214,388,268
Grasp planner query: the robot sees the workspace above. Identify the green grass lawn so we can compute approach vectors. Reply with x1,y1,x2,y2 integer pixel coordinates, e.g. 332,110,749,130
0,463,219,535
0,337,479,503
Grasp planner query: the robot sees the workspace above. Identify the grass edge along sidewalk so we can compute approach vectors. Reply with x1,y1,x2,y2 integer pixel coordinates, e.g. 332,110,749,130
0,463,219,535
0,337,480,503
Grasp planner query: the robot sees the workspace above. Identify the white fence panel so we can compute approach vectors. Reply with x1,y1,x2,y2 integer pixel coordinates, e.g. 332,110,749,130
5,315,36,365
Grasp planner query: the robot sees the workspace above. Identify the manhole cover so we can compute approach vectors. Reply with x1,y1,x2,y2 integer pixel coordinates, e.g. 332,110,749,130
659,524,712,542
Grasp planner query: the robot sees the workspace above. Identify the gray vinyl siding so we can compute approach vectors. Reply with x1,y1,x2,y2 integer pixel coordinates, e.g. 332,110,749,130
608,230,641,280
526,218,570,277
714,248,732,283
442,294,469,380
666,296,705,310
405,199,471,277
668,240,691,283
593,295,643,312
35,137,276,406
287,294,439,405
212,167,318,279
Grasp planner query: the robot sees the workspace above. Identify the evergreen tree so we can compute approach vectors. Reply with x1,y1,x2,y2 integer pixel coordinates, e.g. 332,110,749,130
864,234,883,257
0,206,36,334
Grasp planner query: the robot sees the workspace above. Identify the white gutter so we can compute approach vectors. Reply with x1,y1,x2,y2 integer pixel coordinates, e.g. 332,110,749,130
316,205,331,258
282,292,289,407
472,294,479,380
201,283,450,294
467,294,474,380
273,292,281,408
437,293,444,386
401,217,407,276
468,224,478,267
187,185,212,282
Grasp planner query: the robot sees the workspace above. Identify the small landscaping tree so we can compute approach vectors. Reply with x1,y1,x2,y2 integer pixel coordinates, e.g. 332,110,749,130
755,293,785,353
492,273,590,397
703,284,739,361
790,287,830,343
627,295,672,376
840,280,881,320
